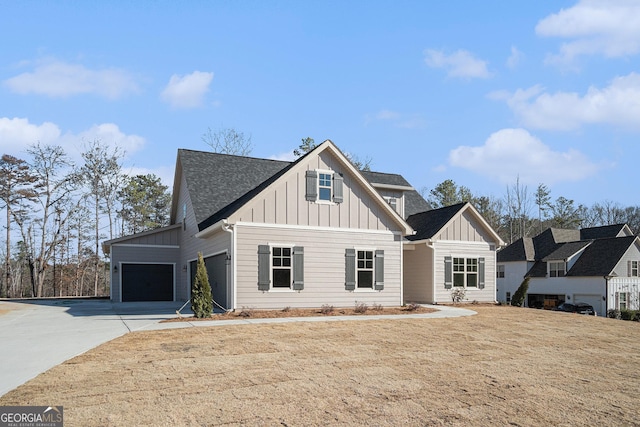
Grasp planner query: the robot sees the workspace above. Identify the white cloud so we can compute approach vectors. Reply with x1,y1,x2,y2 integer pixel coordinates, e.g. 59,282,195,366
499,73,640,130
268,151,296,162
536,0,640,64
449,128,602,185
365,109,426,129
3,58,139,99
506,46,524,69
424,49,492,79
160,71,214,109
0,117,145,160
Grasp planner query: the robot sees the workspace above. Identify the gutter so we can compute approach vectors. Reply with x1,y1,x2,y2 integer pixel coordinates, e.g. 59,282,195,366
194,219,227,239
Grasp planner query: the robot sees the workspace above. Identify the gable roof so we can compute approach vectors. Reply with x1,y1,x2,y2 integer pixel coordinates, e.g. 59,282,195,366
405,202,504,245
542,240,592,261
580,223,631,240
497,237,535,262
179,140,414,235
567,236,638,277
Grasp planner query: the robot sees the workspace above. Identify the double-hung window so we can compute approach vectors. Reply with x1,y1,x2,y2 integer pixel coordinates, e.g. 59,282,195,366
357,250,374,289
497,264,505,278
629,260,639,277
453,258,478,288
257,245,304,291
305,170,343,203
345,248,384,291
318,173,332,201
618,292,628,310
272,247,292,288
549,261,566,277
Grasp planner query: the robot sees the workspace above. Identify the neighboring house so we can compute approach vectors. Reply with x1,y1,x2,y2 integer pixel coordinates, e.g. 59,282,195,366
104,140,420,309
403,202,506,304
497,224,640,316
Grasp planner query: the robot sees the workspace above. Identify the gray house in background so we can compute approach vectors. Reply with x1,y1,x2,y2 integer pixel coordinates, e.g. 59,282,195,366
497,224,640,316
104,140,429,309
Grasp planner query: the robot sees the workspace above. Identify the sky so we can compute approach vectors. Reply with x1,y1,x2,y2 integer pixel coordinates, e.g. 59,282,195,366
1,0,640,208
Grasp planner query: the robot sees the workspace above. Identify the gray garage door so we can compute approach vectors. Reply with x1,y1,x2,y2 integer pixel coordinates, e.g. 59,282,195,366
574,294,604,316
190,254,228,309
122,264,174,302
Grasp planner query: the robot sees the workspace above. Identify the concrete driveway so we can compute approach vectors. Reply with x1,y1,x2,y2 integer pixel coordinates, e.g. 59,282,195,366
0,298,191,397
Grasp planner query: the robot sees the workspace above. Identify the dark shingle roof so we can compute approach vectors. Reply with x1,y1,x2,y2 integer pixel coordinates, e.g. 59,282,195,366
360,171,411,188
567,236,637,276
543,241,592,261
178,149,290,230
406,203,466,241
526,261,548,278
497,237,535,262
360,171,430,218
580,224,628,240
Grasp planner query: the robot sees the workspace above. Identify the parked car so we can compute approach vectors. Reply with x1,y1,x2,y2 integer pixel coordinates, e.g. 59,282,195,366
553,302,596,316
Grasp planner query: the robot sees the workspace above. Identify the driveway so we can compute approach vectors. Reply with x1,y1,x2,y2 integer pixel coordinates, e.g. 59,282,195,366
0,298,191,397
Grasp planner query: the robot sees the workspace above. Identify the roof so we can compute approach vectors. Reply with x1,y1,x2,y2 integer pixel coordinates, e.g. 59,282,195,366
179,142,417,234
580,224,629,240
497,237,535,262
406,203,467,241
360,171,430,218
542,240,592,261
567,236,638,277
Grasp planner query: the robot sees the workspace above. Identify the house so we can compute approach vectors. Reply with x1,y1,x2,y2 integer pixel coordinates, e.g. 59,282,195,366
104,140,424,309
497,224,640,316
402,202,506,304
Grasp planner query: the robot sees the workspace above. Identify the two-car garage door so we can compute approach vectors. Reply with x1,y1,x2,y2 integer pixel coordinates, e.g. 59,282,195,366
121,264,174,302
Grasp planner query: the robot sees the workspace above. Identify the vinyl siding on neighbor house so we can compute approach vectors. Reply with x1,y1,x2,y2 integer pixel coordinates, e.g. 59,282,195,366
234,223,403,309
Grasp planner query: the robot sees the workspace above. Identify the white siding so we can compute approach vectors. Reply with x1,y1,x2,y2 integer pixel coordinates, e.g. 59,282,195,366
496,261,530,302
234,224,403,309
403,243,434,303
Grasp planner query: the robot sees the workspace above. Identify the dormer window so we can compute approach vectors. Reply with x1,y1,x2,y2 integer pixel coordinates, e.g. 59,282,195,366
549,261,566,277
305,169,343,204
383,196,398,213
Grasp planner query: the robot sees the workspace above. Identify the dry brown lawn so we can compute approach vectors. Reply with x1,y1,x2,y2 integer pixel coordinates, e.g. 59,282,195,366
1,305,639,426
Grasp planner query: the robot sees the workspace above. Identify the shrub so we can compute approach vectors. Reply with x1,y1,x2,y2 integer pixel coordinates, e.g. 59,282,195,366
238,306,254,317
634,311,640,322
354,301,368,314
620,309,637,321
282,306,291,313
372,303,383,312
451,287,466,303
191,252,213,318
607,309,621,319
511,277,529,307
404,303,420,311
320,304,334,315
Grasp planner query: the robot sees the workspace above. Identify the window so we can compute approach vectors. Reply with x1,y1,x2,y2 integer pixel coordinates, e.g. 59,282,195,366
272,247,292,288
629,261,639,277
497,264,505,278
257,245,304,291
453,258,477,287
618,292,628,310
383,196,398,213
506,292,511,304
305,170,343,203
345,249,384,291
357,250,374,288
549,261,566,277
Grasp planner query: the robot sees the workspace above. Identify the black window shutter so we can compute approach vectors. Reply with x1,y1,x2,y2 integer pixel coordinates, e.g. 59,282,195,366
444,256,452,289
292,246,304,290
333,173,344,203
345,248,356,291
257,245,271,291
478,257,485,289
374,250,384,290
305,170,318,201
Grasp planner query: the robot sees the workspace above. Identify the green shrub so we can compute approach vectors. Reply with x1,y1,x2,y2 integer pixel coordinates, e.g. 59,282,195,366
191,252,213,318
620,309,638,321
607,309,621,319
511,277,529,307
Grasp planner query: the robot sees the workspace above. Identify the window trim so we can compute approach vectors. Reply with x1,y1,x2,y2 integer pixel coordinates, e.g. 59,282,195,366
452,257,479,289
549,261,566,277
271,245,293,291
497,264,505,279
618,292,629,310
315,169,335,205
355,248,375,291
630,260,639,277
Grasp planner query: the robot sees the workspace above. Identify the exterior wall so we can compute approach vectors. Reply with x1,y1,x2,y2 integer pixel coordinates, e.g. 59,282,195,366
115,227,180,246
375,188,405,218
234,223,403,309
176,172,232,302
403,243,434,303
433,241,497,303
609,278,640,312
433,210,494,243
527,276,606,315
110,245,180,302
496,261,531,302
231,151,398,232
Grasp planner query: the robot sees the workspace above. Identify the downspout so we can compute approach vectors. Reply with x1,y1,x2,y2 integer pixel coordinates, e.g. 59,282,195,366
425,239,436,304
222,221,236,310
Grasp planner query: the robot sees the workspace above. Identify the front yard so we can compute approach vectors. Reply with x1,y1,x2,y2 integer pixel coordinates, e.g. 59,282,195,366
1,305,638,426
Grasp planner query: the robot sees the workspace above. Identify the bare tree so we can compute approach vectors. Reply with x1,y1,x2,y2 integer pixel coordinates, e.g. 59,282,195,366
505,177,532,243
202,127,253,156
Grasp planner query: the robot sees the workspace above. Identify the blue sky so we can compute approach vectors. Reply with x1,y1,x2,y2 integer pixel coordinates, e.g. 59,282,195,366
1,0,639,208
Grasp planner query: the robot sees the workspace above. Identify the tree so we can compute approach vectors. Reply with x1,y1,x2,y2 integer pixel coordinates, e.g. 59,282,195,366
0,154,37,297
293,137,317,157
428,179,474,209
202,127,253,156
191,252,212,318
118,174,171,235
475,195,505,239
549,196,583,229
535,184,551,234
293,137,372,170
79,140,125,296
505,177,532,243
511,277,529,307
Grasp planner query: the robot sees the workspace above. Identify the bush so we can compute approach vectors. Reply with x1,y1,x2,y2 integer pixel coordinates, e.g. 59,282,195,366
620,309,638,321
634,311,640,322
354,301,368,314
238,306,254,317
511,277,529,307
282,306,291,312
320,304,334,315
404,303,420,311
450,287,466,303
191,252,213,318
607,309,621,319
372,303,383,312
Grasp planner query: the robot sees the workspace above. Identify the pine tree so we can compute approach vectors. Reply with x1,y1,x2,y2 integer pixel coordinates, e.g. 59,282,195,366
511,277,530,307
191,252,213,318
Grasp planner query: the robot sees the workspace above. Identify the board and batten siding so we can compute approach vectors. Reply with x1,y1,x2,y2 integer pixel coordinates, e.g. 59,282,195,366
230,151,398,232
234,224,403,309
110,245,179,302
433,241,497,303
433,210,494,243
403,243,434,303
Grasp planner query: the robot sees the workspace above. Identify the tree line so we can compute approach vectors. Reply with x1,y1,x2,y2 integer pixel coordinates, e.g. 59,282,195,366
0,141,171,299
424,178,640,244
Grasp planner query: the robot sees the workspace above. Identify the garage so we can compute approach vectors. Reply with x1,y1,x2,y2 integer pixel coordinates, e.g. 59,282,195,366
190,253,228,309
574,294,604,317
121,263,174,302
